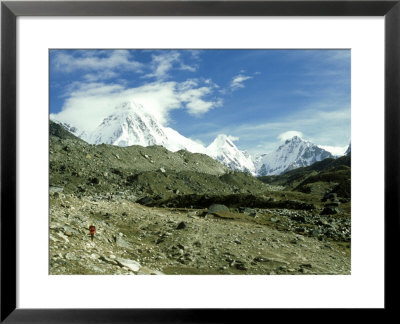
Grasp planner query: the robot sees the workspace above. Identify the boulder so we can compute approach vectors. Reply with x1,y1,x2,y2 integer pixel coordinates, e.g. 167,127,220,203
116,258,141,272
50,186,64,194
208,204,230,214
176,221,187,230
114,236,131,249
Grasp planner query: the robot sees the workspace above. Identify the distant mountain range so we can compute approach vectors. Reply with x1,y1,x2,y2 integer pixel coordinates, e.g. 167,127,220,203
52,101,349,176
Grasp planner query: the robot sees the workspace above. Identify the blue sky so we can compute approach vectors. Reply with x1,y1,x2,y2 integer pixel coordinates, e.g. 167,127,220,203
50,49,351,155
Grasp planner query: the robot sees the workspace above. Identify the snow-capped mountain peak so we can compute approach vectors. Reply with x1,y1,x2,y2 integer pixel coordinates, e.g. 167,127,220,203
207,134,256,175
86,101,211,154
254,136,333,176
208,134,236,150
285,135,301,144
88,101,168,147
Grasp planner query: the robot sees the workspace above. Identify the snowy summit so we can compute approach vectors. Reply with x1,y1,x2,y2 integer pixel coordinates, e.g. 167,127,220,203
254,136,333,176
207,135,256,175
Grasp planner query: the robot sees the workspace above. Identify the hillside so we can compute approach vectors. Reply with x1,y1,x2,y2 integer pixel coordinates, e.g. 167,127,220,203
259,154,351,197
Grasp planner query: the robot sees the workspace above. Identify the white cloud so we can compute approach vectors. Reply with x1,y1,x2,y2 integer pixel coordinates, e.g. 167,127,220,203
83,70,119,82
178,79,199,91
178,87,220,115
278,131,304,141
188,50,202,59
228,135,239,142
52,50,143,73
180,63,197,72
51,80,221,133
145,52,180,79
230,74,252,90
144,51,197,80
190,138,206,146
318,145,349,156
65,82,126,97
52,49,198,83
202,78,219,89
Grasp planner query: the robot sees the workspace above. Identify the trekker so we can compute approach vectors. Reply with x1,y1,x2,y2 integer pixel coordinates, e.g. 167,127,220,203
89,224,96,241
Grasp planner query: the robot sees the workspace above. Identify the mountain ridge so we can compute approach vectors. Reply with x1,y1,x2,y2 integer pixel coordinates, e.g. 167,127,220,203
52,101,342,176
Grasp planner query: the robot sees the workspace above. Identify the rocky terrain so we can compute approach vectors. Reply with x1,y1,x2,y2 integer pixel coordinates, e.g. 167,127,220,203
49,121,351,275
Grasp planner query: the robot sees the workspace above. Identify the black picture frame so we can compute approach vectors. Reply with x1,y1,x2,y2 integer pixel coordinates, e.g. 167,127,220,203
1,0,399,322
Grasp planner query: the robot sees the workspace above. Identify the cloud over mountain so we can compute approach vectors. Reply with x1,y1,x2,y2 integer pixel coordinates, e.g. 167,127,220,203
51,80,222,134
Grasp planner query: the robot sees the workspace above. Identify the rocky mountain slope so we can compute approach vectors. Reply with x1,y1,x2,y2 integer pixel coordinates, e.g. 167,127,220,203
254,136,333,176
259,154,351,198
50,120,277,200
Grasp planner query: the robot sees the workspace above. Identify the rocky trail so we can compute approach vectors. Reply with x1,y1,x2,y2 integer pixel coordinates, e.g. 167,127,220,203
50,193,350,275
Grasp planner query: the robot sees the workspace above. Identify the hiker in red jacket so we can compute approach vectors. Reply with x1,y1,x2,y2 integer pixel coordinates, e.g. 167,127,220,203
89,224,96,241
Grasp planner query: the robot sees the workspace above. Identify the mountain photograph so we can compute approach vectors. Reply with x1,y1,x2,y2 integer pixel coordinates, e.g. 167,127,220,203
49,49,351,275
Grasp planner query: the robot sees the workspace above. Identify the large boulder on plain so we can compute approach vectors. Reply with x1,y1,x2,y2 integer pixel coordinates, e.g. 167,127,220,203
208,204,230,214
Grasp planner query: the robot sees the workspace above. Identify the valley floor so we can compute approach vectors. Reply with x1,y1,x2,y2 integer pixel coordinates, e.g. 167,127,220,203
50,193,350,275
